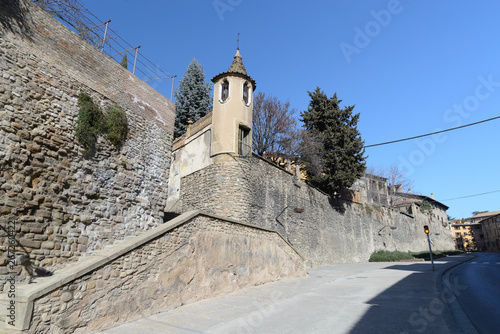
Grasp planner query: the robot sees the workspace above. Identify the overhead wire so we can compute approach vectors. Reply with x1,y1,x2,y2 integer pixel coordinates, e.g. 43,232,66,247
441,190,500,202
300,115,500,156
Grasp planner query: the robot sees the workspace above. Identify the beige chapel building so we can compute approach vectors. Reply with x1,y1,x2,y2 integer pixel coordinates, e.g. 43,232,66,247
165,48,256,212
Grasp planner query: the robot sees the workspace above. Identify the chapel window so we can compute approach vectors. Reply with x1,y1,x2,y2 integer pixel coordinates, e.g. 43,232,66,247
221,80,229,102
243,82,249,104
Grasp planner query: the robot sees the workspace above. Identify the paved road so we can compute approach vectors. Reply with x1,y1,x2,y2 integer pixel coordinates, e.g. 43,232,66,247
96,255,476,334
449,252,500,334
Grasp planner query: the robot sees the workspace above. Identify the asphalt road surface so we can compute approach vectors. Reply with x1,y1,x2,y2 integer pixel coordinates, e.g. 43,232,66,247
449,252,500,334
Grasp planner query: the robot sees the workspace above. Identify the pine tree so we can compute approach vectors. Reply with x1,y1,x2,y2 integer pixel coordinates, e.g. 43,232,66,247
173,58,212,138
300,87,366,195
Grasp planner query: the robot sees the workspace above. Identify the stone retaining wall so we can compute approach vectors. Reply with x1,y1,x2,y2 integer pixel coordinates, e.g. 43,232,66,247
180,155,455,266
0,0,175,280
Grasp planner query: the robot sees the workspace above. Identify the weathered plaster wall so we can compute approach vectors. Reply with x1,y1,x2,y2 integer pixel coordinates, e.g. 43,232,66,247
165,127,212,212
180,155,455,266
9,212,304,333
0,0,175,279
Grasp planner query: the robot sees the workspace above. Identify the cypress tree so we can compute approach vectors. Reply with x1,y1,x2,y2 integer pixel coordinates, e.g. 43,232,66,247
173,58,212,138
300,87,366,195
120,53,128,69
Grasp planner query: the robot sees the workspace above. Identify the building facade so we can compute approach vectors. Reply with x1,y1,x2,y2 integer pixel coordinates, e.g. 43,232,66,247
451,220,485,251
391,192,449,228
165,48,256,213
466,210,500,224
480,213,500,252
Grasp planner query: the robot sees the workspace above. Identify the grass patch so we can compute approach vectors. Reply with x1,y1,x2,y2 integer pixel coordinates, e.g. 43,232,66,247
369,249,463,262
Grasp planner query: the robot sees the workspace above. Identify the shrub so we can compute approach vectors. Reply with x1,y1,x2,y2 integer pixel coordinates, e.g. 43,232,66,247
75,92,128,151
419,201,433,215
76,92,103,151
412,250,463,261
369,250,415,262
104,106,128,149
369,249,463,262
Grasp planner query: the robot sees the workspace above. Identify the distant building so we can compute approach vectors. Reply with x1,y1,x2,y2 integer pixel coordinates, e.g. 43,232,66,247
479,212,500,252
466,210,500,224
349,173,390,206
451,220,485,251
346,175,450,232
391,192,449,228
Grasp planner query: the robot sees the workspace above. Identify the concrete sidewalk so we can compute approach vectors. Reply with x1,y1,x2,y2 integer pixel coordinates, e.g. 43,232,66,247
96,255,475,334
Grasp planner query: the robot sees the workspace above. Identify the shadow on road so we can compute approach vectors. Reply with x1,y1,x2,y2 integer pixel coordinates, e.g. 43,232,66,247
348,257,470,334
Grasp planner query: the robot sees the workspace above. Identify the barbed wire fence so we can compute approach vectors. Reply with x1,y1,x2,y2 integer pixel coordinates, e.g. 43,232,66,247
32,0,176,100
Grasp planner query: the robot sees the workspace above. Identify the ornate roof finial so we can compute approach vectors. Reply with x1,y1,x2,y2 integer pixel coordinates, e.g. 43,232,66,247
211,37,257,90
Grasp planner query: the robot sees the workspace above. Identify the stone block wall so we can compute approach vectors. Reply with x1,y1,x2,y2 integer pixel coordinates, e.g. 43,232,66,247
180,155,455,266
22,213,305,333
181,158,251,220
0,0,175,279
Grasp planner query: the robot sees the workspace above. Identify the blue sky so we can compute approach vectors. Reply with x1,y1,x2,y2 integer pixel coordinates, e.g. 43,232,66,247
80,0,500,220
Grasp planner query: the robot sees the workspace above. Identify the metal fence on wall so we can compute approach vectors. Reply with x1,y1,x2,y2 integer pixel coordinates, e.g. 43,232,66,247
32,0,176,100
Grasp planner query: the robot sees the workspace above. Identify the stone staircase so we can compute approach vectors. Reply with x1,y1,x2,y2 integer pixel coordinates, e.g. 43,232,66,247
0,210,306,333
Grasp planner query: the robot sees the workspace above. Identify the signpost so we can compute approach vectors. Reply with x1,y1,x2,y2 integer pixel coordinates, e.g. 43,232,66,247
424,224,435,271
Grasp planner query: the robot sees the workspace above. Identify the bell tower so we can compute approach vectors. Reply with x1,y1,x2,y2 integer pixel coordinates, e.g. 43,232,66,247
210,48,256,160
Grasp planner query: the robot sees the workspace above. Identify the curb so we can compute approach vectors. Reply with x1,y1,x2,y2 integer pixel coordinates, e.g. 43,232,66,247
440,255,478,334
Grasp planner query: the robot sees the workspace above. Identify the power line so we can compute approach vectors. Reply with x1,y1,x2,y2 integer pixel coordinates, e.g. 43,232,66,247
301,115,500,156
441,189,500,202
364,115,500,149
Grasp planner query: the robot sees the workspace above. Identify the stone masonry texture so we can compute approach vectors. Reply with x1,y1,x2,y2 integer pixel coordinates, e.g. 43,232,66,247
0,0,175,282
180,155,455,267
27,215,305,333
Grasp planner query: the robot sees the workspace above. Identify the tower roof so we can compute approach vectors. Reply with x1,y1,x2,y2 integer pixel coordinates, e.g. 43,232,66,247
228,49,247,75
211,48,256,91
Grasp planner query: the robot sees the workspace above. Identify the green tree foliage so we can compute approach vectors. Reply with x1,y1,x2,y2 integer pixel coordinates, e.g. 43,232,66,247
76,92,103,151
105,106,128,149
120,53,128,69
173,58,212,138
419,200,433,215
300,87,366,195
